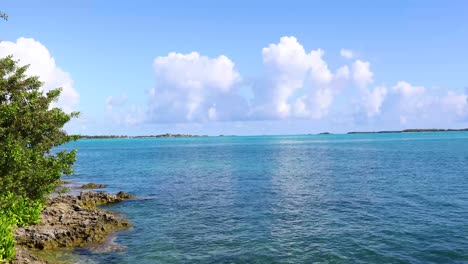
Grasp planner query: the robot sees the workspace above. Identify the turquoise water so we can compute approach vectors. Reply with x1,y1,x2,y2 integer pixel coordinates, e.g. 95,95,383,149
59,133,468,263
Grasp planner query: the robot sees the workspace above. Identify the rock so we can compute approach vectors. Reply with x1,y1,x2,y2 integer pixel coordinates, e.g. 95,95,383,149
116,191,133,199
80,183,107,189
7,246,48,264
14,191,133,251
78,191,134,208
58,180,71,185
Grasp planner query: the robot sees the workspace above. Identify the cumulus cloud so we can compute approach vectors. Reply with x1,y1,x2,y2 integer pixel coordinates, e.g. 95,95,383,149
347,60,388,118
0,38,79,112
352,60,373,89
293,87,335,118
392,81,425,98
391,81,430,120
251,36,348,120
380,81,468,126
440,92,468,117
146,52,243,122
362,86,387,117
5,37,465,131
154,52,240,92
340,49,355,59
115,35,468,130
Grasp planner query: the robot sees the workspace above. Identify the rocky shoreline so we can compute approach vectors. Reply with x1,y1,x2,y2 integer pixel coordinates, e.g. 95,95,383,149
8,190,133,263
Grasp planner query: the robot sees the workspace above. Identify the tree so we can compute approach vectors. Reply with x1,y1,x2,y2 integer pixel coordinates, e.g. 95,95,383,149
0,56,79,201
0,19,79,261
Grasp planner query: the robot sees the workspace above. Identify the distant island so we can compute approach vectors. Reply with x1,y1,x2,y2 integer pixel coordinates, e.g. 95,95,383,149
347,128,468,134
78,129,468,139
79,133,208,139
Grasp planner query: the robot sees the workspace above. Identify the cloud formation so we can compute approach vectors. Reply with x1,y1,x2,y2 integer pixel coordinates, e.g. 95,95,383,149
108,36,467,129
251,36,347,119
0,38,79,113
146,52,243,122
388,81,468,126
340,49,355,59
362,86,387,117
352,60,373,89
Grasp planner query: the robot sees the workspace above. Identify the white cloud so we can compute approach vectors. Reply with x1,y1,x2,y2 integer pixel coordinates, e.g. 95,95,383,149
147,52,242,122
340,49,355,59
385,81,468,126
351,59,385,118
363,86,387,117
336,65,350,79
208,106,218,121
352,60,373,89
154,52,240,93
113,35,468,130
0,38,79,113
294,88,334,118
391,81,429,117
440,92,468,117
106,94,128,111
260,36,334,85
392,81,425,97
252,36,345,120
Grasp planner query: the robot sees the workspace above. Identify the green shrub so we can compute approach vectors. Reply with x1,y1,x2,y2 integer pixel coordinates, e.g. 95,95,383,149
0,56,78,201
0,193,44,262
0,193,43,227
0,56,78,261
0,215,15,261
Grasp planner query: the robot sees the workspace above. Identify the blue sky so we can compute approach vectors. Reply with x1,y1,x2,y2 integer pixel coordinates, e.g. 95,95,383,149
1,0,467,135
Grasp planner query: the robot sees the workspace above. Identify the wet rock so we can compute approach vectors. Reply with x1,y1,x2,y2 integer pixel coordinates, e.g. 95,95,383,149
5,246,48,264
78,191,134,208
116,191,133,199
80,182,107,189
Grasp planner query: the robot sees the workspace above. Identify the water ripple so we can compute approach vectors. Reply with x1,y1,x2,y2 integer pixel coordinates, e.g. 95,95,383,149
58,133,468,263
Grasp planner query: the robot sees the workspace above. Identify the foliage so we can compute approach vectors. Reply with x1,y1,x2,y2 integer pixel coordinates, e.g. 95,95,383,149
0,216,15,261
0,193,43,261
0,12,7,21
0,55,79,200
0,56,78,260
0,192,44,227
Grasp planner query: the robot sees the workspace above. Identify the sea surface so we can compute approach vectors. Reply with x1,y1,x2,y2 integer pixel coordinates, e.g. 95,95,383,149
54,133,468,263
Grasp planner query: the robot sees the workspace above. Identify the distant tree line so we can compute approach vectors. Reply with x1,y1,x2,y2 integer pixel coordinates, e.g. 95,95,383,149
80,133,208,139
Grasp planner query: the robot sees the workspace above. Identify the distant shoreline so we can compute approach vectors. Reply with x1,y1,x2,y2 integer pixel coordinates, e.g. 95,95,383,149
79,133,208,139
345,128,468,134
77,129,468,139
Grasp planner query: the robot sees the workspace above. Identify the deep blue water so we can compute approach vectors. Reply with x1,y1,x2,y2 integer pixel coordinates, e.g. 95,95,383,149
57,133,468,263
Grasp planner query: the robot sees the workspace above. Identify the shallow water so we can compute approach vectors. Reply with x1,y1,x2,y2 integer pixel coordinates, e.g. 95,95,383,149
56,133,468,263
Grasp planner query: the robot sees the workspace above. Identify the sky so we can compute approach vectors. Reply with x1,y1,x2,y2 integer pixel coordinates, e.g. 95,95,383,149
1,0,468,135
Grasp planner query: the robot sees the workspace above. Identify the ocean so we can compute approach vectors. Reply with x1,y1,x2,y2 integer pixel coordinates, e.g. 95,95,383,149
53,132,468,263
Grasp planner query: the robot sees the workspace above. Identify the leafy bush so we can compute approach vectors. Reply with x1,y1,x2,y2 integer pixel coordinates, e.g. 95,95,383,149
0,192,44,227
0,56,78,201
0,192,44,261
0,56,78,260
0,216,15,261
